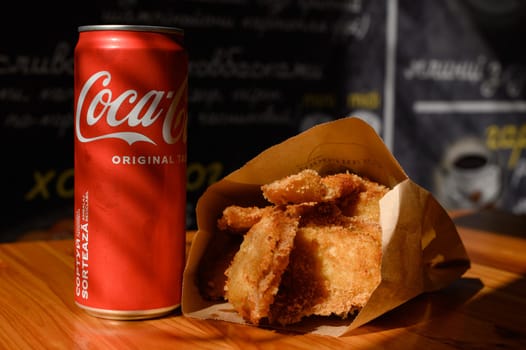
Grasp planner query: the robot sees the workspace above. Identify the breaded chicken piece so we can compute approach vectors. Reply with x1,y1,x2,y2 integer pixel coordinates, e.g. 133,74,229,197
197,231,243,301
224,206,301,325
339,176,389,223
217,205,273,233
321,172,363,200
198,204,314,301
262,169,362,205
203,169,388,326
269,217,382,326
261,169,326,205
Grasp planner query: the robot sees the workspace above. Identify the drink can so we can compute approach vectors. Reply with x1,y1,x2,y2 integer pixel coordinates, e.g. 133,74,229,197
73,25,187,320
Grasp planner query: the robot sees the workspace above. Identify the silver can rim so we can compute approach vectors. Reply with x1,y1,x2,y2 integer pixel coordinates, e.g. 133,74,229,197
78,24,184,36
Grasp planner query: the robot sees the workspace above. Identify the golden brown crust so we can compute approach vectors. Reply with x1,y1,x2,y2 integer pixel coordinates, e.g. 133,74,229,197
197,231,242,301
321,172,363,200
223,206,301,324
217,205,274,233
269,217,382,325
338,175,389,223
261,169,327,205
261,169,364,205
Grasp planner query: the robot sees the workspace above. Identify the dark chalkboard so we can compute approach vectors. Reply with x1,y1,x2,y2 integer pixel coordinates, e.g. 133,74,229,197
2,0,526,241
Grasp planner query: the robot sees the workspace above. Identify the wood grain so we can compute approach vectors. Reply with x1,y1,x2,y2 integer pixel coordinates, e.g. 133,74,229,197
1,210,525,349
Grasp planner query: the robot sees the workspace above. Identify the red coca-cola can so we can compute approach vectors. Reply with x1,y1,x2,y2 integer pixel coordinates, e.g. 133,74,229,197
73,25,187,320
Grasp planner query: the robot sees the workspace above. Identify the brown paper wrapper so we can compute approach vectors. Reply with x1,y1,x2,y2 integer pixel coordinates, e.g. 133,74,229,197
182,116,471,336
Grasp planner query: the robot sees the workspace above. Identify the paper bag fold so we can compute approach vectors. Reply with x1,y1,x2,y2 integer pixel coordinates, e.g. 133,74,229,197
182,116,470,336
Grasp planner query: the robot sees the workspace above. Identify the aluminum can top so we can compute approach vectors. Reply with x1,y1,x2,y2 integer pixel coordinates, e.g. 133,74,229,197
78,24,184,36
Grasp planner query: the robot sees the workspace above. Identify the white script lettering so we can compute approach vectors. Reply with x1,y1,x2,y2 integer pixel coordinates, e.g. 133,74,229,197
75,71,187,145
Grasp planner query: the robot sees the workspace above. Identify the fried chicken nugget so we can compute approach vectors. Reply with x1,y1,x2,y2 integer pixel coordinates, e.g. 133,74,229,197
217,205,273,233
205,169,388,326
261,169,326,205
224,206,302,325
261,169,361,205
269,216,382,326
198,206,272,300
339,176,389,223
197,231,243,301
321,172,363,200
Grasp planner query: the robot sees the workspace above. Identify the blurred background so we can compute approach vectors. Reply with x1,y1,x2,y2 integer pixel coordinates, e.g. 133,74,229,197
1,0,526,242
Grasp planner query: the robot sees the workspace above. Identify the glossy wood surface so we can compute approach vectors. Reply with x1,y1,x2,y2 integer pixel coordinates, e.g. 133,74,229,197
1,210,525,349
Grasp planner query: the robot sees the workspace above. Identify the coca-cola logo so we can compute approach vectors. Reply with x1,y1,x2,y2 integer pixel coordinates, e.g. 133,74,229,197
75,70,187,145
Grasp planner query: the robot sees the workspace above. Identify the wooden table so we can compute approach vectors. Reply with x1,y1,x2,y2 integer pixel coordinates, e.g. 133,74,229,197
1,210,525,349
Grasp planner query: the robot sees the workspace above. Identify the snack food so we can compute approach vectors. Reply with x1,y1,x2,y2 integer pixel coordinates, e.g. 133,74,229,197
198,169,389,326
184,116,470,337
